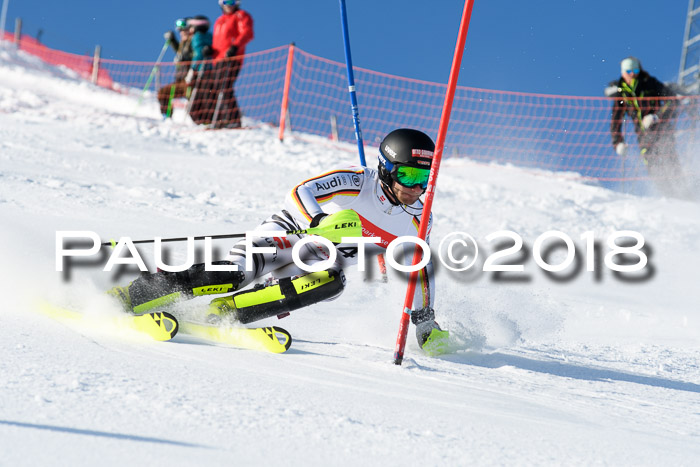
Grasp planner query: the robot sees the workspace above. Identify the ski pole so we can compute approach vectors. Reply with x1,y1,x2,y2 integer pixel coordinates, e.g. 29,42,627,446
101,210,362,247
185,66,205,120
137,40,170,107
103,232,244,246
166,83,176,118
210,60,233,128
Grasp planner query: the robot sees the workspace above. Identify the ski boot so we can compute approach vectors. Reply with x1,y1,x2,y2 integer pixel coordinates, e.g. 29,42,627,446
206,295,237,324
106,284,134,313
413,307,450,356
106,266,245,316
418,325,450,356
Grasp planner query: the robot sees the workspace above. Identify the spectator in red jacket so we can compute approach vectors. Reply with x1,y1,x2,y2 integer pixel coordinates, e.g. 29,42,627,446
209,0,254,128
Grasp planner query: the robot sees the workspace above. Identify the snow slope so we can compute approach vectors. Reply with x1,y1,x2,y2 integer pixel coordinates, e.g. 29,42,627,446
1,48,699,466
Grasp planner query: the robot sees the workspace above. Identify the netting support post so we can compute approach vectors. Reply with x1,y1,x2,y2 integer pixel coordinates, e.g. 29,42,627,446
330,115,339,141
13,17,20,47
279,42,295,142
155,66,161,93
91,45,101,85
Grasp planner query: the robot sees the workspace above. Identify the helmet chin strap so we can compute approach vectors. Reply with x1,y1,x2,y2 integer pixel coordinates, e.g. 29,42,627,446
380,180,424,215
380,180,401,206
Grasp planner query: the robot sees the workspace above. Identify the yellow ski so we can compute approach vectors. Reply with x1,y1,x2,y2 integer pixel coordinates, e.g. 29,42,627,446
179,321,292,353
127,312,179,341
35,300,179,341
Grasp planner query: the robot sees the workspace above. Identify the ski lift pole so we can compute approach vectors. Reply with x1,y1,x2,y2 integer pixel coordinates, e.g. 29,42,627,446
622,116,627,193
0,0,9,45
393,0,475,365
338,0,366,165
137,39,170,107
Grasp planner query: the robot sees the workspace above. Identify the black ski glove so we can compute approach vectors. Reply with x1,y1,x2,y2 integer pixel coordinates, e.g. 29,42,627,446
309,213,328,228
225,45,238,58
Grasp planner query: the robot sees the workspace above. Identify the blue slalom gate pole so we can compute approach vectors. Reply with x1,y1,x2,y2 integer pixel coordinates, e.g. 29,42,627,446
339,0,388,281
338,0,366,166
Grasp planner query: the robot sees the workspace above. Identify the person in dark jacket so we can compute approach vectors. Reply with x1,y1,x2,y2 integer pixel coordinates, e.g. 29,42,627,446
183,15,216,125
608,57,687,197
157,18,194,119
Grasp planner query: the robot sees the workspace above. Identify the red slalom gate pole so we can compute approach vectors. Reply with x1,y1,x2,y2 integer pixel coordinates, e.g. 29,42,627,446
393,0,475,365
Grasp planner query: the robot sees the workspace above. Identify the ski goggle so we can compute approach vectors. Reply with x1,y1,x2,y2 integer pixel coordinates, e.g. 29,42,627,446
380,154,430,189
625,68,640,74
175,18,188,30
219,0,238,6
396,165,430,189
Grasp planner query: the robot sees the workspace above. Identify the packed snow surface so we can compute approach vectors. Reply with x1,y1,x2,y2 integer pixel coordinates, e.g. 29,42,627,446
1,48,699,466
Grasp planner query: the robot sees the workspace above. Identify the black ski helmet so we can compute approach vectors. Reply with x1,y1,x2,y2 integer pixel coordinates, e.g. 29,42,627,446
377,128,435,188
188,15,210,33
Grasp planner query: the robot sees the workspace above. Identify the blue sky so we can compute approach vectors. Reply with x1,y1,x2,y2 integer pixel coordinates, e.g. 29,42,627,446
3,0,690,96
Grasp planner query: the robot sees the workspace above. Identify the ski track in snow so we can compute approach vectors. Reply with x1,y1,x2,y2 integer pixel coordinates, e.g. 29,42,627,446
1,47,700,466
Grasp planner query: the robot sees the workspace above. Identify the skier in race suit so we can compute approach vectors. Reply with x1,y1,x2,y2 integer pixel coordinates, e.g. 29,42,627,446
108,129,447,351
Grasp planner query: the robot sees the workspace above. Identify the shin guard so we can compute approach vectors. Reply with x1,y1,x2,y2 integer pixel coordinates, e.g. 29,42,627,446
228,269,346,324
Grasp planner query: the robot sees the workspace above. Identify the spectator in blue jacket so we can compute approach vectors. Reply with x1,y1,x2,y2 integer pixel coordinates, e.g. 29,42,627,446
184,15,216,125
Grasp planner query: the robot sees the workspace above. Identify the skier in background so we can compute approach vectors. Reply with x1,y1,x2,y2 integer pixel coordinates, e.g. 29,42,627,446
157,18,193,119
608,56,687,197
208,0,254,128
108,129,450,355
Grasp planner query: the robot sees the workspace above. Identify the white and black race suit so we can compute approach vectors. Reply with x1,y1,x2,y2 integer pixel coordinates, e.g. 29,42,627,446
226,165,435,311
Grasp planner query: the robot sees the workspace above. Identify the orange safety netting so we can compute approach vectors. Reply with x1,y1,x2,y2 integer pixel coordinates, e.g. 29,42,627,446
5,34,699,196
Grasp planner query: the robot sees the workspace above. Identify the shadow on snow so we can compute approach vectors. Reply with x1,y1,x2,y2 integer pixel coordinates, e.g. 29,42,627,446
442,351,700,394
0,420,215,449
